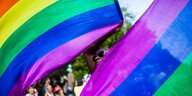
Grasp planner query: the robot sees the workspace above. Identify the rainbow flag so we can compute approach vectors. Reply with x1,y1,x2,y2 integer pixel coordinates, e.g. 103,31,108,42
0,0,123,95
81,0,192,95
0,0,18,18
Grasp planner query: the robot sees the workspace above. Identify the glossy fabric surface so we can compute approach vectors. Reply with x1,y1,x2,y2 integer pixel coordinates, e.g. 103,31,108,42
81,0,192,95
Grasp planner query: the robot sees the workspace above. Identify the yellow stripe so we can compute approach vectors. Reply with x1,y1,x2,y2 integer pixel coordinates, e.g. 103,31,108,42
0,0,57,48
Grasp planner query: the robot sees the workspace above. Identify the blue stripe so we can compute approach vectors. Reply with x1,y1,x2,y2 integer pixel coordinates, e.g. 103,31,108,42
110,1,192,96
0,3,122,95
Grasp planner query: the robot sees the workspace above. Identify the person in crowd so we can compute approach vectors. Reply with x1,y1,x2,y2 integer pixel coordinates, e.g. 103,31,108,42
74,78,84,96
66,65,75,96
41,78,51,96
63,80,74,96
35,80,44,94
45,85,54,96
26,86,38,96
54,85,65,96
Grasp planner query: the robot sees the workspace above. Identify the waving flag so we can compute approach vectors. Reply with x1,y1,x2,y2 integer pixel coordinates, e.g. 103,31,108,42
82,0,192,95
0,0,18,18
0,0,123,95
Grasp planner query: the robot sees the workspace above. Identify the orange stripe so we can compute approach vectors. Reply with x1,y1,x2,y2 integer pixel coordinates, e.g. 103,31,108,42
0,0,18,18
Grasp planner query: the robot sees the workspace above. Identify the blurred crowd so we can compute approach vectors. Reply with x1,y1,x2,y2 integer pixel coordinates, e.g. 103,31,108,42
25,71,90,96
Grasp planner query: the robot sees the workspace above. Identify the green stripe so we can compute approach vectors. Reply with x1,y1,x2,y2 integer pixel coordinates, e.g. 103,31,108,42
154,52,192,96
0,0,116,77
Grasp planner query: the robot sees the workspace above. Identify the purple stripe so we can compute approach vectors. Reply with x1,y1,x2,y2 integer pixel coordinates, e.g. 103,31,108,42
81,0,188,95
9,23,121,95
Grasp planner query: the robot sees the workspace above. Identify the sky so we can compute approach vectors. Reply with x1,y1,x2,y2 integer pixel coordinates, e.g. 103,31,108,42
118,0,154,24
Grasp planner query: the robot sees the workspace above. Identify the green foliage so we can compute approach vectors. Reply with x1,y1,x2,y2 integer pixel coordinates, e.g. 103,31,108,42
71,54,88,80
121,7,135,33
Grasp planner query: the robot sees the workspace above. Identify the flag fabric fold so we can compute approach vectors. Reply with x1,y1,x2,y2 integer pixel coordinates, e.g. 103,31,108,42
0,0,18,18
81,0,192,95
0,0,123,95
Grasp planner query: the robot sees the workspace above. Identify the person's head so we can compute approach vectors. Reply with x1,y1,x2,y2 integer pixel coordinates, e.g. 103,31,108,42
54,85,63,94
27,86,35,94
46,85,53,93
63,79,68,86
93,48,108,66
43,78,51,86
76,79,83,86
